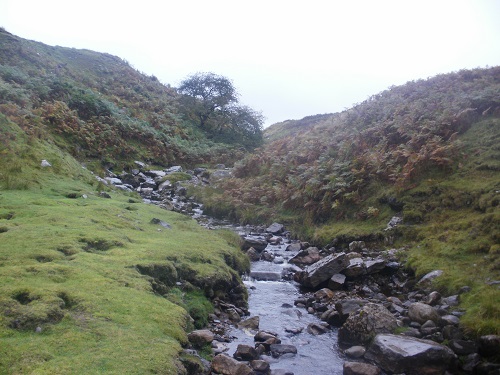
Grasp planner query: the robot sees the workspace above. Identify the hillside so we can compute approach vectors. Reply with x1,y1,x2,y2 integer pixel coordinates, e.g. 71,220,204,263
0,30,254,374
0,28,260,170
194,67,500,335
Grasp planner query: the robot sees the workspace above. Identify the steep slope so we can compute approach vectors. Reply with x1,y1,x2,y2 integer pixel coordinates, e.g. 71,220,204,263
0,28,250,169
194,67,500,335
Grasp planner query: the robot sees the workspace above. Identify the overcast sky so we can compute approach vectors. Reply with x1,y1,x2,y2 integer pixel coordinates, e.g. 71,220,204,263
1,0,499,126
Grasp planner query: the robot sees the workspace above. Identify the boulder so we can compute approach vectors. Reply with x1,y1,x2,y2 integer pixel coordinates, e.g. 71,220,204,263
211,354,253,375
294,252,349,288
266,222,284,234
188,329,214,348
448,339,477,355
364,259,386,274
289,247,321,266
233,344,259,361
328,273,346,290
242,237,268,252
365,334,457,375
338,303,397,346
250,359,270,373
343,258,366,278
343,361,381,375
408,302,440,324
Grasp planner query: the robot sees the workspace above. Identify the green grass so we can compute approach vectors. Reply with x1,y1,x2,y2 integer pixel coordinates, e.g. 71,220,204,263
0,117,249,374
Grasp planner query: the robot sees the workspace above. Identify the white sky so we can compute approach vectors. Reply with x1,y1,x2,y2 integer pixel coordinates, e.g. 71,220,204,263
1,0,499,126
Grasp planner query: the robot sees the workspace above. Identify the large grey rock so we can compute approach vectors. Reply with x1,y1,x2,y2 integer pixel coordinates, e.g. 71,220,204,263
211,354,253,375
408,302,440,324
266,222,284,234
365,334,457,375
343,258,366,278
365,259,386,274
338,303,398,346
294,252,349,288
289,247,321,266
286,242,302,252
343,361,381,375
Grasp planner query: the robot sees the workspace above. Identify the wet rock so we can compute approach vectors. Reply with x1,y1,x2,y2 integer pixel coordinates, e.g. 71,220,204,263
294,252,349,288
329,273,346,290
270,344,297,358
211,354,253,375
307,322,330,335
250,359,270,374
289,247,321,266
408,302,440,324
242,237,268,252
338,303,398,346
238,316,260,330
343,361,381,375
344,346,366,358
255,330,279,343
188,329,214,348
260,251,275,262
286,242,302,252
266,222,284,234
268,236,282,245
365,334,457,375
479,335,500,357
234,344,259,361
227,308,241,322
442,325,463,340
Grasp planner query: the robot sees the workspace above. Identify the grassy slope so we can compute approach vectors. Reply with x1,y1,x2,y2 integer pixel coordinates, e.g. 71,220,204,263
0,114,249,374
194,68,500,336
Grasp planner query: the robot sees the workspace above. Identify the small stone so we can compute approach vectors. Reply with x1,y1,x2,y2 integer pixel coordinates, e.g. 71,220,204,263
41,159,52,167
238,316,260,330
35,326,42,333
345,346,366,358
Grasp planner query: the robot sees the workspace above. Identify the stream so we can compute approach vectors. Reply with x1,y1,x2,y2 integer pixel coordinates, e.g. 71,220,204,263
204,222,345,375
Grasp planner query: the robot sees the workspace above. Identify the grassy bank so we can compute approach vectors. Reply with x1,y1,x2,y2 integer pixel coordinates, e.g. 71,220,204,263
0,116,249,374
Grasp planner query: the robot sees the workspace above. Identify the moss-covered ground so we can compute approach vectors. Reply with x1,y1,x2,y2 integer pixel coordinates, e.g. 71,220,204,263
0,115,249,374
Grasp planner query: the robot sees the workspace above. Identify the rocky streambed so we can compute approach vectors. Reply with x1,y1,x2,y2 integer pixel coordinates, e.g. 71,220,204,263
100,163,500,375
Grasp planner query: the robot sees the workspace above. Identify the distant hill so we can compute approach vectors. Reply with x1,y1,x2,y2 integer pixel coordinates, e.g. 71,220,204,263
195,66,500,335
0,28,257,169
